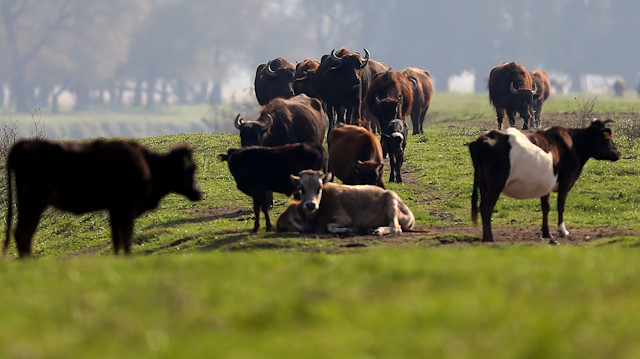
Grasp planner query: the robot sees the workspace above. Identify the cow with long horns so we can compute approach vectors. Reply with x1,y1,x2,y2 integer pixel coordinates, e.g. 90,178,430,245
254,57,296,105
488,61,537,130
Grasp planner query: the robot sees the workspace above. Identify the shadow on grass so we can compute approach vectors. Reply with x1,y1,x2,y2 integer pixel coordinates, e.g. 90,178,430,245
141,209,253,230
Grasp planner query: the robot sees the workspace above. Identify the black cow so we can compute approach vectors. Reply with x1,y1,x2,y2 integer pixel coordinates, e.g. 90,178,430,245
218,143,327,232
468,119,621,244
234,94,326,147
488,61,538,130
380,119,408,183
254,57,295,105
5,139,202,257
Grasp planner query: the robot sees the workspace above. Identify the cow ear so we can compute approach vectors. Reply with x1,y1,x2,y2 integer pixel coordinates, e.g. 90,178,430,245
602,128,613,140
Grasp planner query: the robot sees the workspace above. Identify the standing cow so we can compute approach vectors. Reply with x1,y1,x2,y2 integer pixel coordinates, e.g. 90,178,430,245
292,59,321,99
401,67,433,135
488,61,537,130
218,143,327,232
530,70,551,128
613,78,626,97
468,119,621,244
380,119,408,183
254,57,295,105
328,124,385,188
365,69,414,133
234,94,326,147
5,139,202,257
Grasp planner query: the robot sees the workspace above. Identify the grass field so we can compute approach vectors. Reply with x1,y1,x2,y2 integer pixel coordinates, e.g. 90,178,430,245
1,93,639,358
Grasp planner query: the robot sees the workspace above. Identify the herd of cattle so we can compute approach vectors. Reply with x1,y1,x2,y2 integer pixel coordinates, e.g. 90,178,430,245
3,48,623,257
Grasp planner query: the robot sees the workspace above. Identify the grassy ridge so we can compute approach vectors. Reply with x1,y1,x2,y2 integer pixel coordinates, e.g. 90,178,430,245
0,94,639,358
2,248,640,358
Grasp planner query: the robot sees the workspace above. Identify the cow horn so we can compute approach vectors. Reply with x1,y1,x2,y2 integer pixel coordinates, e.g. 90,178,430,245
375,96,381,104
266,61,277,77
331,49,343,62
262,114,274,131
409,77,418,90
234,114,245,129
532,82,538,95
509,81,518,94
360,48,370,68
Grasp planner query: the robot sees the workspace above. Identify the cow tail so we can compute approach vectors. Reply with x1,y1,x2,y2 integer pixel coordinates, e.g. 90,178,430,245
4,152,14,255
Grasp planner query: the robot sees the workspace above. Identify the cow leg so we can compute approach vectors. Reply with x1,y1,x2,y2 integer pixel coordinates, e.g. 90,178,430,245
496,108,506,129
396,153,404,183
14,203,46,258
479,188,500,242
507,111,517,128
252,196,261,232
262,194,272,232
419,106,429,134
556,190,570,238
373,198,402,236
109,209,135,254
389,154,397,183
540,194,552,241
345,107,355,126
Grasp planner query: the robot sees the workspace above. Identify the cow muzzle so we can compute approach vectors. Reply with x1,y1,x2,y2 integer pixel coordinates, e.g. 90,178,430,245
303,201,318,213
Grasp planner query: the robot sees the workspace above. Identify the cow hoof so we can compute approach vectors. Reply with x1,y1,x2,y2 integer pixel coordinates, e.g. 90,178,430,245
549,239,560,245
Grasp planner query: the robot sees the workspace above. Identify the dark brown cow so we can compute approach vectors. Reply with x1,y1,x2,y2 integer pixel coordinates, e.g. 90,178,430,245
5,139,202,257
401,67,433,135
311,48,388,131
488,61,537,130
613,78,626,97
217,143,327,232
254,57,295,105
365,69,413,133
234,94,326,147
468,119,621,244
530,70,551,128
328,124,384,188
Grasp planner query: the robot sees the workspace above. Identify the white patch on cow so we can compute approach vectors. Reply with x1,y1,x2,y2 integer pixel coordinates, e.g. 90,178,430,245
558,222,569,237
502,128,558,199
391,132,404,141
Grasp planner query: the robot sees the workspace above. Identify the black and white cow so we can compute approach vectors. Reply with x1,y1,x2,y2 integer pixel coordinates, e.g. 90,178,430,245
468,119,621,244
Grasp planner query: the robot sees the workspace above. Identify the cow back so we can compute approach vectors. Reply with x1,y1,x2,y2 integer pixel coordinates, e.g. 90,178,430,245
401,67,433,112
260,94,326,147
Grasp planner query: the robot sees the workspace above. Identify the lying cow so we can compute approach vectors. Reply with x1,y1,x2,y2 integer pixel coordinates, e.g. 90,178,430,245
281,170,415,235
5,139,202,257
328,124,385,188
380,119,408,183
468,119,621,244
218,143,327,232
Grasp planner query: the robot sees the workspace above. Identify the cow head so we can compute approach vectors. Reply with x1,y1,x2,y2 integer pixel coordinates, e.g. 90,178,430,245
290,170,328,218
510,81,537,122
292,59,320,97
167,145,202,201
381,132,405,157
580,119,622,161
323,48,370,87
355,160,385,188
234,113,273,147
261,59,295,98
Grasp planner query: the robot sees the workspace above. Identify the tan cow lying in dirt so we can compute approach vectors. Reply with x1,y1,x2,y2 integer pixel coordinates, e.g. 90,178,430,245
278,170,415,235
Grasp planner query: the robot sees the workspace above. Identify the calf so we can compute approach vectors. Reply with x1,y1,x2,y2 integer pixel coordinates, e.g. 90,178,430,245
283,170,415,235
218,143,327,232
468,119,621,244
328,124,385,188
5,139,202,257
380,119,408,183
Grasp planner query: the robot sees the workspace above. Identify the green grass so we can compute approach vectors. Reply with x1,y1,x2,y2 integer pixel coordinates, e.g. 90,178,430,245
1,93,639,358
2,248,640,358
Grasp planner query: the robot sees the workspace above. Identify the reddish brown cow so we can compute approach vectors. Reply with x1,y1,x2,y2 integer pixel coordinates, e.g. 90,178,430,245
401,67,433,135
468,119,621,244
488,61,537,130
5,139,202,257
365,69,414,132
292,59,321,98
254,57,295,105
530,70,551,128
328,124,385,188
